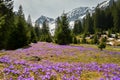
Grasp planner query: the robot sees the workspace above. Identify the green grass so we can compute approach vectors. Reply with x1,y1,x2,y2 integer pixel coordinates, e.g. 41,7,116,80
106,46,120,52
48,51,120,64
72,43,120,52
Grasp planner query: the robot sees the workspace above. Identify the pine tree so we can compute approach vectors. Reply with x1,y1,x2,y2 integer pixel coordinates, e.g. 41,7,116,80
55,14,72,45
16,18,30,48
0,0,14,49
30,28,37,43
17,5,25,19
34,22,41,41
93,8,101,32
105,8,113,30
54,17,61,42
82,18,86,32
7,5,30,49
27,15,37,43
112,4,120,32
27,14,32,26
99,10,106,31
84,13,94,34
73,20,82,35
17,5,30,47
41,20,52,42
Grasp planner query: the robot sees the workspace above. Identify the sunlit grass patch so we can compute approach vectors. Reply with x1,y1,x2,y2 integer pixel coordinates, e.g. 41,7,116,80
0,52,7,57
106,46,120,52
81,71,103,80
47,50,120,64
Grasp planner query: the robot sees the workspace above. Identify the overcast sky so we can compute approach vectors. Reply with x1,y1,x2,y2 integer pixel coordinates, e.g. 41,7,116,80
13,0,105,22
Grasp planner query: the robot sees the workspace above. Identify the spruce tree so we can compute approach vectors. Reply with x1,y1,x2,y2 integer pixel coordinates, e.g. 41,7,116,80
93,8,101,32
34,22,41,41
54,17,61,43
17,5,25,19
55,14,72,45
17,5,30,47
85,13,94,34
27,15,37,43
0,0,14,49
30,28,37,43
105,8,113,30
7,5,30,49
73,20,82,35
41,20,52,42
27,14,32,26
112,5,120,32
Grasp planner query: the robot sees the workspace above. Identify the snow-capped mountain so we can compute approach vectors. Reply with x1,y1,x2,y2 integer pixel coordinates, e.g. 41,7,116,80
34,7,94,35
35,0,118,35
67,7,94,21
35,15,54,25
35,7,94,25
35,7,94,28
97,0,117,9
97,0,110,9
67,0,117,22
36,0,118,25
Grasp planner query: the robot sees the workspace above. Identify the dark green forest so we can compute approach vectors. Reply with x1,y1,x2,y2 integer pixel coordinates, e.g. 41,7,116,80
0,0,49,49
73,0,120,35
0,0,120,50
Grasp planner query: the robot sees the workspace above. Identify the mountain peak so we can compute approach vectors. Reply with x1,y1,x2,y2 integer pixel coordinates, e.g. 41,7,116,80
67,7,93,21
35,15,54,24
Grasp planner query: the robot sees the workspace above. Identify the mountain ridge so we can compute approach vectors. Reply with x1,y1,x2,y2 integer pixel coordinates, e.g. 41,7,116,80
35,0,117,35
35,15,54,25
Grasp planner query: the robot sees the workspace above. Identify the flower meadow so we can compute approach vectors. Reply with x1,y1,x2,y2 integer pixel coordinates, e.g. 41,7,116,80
0,42,120,80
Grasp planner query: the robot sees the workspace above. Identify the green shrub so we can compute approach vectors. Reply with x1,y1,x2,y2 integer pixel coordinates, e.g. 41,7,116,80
98,42,106,51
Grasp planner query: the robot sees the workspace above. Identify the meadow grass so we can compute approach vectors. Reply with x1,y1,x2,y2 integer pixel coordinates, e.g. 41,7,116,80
0,42,120,80
48,50,120,64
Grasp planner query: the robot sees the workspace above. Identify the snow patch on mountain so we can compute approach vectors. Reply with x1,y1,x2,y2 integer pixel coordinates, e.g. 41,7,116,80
49,22,56,36
97,0,118,9
69,21,74,29
98,0,110,8
67,7,93,21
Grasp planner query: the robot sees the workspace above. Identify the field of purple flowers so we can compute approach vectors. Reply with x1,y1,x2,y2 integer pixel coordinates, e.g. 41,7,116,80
0,42,120,80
